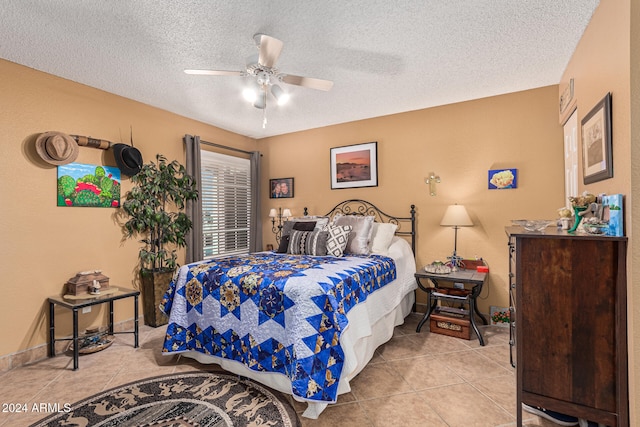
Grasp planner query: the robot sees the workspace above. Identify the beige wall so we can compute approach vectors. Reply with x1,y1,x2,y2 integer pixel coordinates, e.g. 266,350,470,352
560,0,637,423
631,0,640,422
259,85,564,314
0,59,257,360
1,56,563,363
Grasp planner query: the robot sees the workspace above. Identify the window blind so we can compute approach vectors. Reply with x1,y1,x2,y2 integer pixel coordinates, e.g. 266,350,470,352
200,150,251,258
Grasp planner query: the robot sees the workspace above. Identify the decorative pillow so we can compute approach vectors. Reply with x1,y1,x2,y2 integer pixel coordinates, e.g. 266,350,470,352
311,216,330,231
370,222,398,255
324,224,352,257
277,221,317,253
286,216,330,231
276,235,291,254
332,214,375,255
281,220,317,239
288,230,329,256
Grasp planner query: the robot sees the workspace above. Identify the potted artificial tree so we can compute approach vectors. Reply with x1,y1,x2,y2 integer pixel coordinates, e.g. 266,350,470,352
122,154,198,327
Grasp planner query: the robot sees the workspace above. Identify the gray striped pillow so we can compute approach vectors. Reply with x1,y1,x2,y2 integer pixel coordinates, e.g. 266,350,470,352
287,230,329,256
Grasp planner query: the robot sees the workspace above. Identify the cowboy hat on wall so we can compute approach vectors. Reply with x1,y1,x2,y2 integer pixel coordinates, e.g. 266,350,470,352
35,131,79,165
112,143,143,177
35,130,143,177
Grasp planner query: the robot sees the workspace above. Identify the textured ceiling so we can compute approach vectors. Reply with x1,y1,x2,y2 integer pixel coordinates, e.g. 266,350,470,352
0,1,599,139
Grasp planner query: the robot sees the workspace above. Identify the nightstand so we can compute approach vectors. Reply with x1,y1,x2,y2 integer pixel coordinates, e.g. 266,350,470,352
415,260,488,345
48,287,140,370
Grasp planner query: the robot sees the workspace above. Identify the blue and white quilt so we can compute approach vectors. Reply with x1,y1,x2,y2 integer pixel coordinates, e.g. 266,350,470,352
161,252,396,403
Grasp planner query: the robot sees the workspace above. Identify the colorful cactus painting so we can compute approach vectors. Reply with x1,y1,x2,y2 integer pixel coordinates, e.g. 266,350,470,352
57,162,121,207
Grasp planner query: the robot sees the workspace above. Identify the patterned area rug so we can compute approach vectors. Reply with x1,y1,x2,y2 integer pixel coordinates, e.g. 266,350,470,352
30,372,300,427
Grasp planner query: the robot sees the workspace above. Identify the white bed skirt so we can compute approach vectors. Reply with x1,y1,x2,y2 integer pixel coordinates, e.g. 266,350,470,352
178,281,416,419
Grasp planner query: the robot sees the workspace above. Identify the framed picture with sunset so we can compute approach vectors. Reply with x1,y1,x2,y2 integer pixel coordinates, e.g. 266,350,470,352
330,141,378,189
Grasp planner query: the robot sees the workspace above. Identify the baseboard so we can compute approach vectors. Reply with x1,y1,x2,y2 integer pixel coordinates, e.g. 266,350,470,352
414,302,428,314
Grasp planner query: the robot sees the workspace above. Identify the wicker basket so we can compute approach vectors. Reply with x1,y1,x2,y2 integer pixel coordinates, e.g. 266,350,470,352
430,311,470,340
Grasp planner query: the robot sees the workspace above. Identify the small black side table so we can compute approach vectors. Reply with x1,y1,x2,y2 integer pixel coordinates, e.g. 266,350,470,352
415,264,488,345
48,287,140,370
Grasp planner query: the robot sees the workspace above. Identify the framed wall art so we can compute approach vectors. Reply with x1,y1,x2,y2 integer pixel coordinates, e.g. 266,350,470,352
57,162,121,207
582,92,613,184
269,177,294,199
330,141,378,189
488,168,517,189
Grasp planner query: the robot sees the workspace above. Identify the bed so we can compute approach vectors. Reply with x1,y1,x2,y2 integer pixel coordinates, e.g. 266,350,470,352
160,199,417,418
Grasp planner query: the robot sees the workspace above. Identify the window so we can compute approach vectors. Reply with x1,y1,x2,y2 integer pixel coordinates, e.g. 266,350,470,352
200,150,251,258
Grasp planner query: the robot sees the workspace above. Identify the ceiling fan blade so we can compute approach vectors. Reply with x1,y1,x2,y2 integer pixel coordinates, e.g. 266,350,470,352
255,34,283,68
282,74,334,91
184,69,244,76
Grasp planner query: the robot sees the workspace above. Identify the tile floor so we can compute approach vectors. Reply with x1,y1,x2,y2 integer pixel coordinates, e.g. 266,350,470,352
0,313,561,427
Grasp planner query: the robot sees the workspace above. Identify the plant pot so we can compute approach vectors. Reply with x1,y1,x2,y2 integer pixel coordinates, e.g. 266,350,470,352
140,269,174,327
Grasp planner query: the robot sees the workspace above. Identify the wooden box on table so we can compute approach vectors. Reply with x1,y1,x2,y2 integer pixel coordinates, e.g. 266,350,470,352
65,271,110,295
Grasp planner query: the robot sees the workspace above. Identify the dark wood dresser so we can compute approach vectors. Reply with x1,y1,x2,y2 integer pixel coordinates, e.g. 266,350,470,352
507,227,628,427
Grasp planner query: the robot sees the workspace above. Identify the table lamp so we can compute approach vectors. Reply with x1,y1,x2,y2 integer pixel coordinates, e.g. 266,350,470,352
440,204,473,269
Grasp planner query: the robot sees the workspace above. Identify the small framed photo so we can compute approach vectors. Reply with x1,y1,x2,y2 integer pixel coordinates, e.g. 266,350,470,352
330,141,378,189
582,92,613,184
269,177,294,199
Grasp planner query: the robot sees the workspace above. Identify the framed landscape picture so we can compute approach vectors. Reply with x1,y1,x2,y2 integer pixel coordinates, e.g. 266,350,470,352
330,141,378,189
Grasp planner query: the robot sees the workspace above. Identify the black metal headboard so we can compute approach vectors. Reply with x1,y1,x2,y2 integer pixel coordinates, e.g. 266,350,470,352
304,199,416,254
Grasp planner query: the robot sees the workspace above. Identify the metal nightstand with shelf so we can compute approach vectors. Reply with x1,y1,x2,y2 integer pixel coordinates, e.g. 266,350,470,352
48,287,140,370
415,260,489,346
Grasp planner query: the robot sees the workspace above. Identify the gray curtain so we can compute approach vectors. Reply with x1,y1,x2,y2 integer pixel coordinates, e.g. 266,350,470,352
184,134,203,263
250,151,263,252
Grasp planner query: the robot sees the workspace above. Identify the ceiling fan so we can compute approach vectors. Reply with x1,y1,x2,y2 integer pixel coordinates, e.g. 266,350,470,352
185,33,334,114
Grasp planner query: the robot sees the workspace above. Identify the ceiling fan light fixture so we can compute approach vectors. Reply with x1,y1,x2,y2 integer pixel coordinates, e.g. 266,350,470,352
271,84,290,106
253,88,267,109
242,87,257,103
242,79,262,103
185,33,334,127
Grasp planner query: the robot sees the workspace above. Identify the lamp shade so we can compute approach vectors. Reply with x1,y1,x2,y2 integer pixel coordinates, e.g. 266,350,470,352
440,204,473,227
282,208,292,218
270,84,290,105
243,79,261,103
268,208,277,218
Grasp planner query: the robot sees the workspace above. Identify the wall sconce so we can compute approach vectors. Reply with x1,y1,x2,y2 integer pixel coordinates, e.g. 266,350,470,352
425,172,441,196
269,207,292,243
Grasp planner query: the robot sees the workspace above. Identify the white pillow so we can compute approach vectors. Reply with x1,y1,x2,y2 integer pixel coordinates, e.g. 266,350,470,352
312,217,330,230
370,222,398,255
387,236,413,260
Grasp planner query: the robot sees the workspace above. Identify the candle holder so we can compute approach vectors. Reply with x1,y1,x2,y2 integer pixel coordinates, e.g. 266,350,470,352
269,207,291,243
